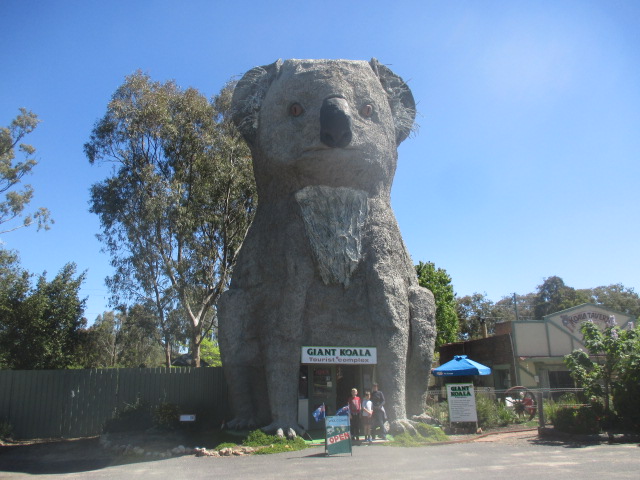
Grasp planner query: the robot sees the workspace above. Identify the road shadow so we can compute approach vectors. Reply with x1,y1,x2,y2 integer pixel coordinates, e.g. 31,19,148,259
0,437,159,475
531,430,640,449
528,436,600,449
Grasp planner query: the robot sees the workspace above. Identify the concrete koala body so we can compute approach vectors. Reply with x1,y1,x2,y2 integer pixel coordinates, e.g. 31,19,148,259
218,59,436,433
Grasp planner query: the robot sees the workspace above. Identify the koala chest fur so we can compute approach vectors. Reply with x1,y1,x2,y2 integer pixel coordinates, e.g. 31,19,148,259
294,185,368,288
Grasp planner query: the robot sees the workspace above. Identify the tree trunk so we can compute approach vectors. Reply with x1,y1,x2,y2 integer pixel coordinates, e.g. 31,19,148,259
191,332,201,367
164,342,172,368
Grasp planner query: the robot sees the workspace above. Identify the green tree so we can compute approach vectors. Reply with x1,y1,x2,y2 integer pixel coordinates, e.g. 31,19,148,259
493,292,537,322
76,311,119,368
118,304,168,367
0,109,52,234
533,276,590,319
0,259,86,369
77,307,165,368
612,324,640,430
85,72,256,367
456,293,495,340
200,337,222,367
415,261,459,347
565,318,640,429
585,284,640,319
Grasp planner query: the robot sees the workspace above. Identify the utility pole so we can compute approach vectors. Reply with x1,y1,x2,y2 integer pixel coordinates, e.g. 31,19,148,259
513,293,520,321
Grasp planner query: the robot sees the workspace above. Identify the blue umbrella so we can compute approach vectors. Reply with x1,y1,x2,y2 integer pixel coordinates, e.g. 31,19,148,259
431,355,491,376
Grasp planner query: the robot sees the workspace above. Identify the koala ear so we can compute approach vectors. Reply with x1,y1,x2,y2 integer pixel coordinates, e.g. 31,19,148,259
232,60,283,146
369,58,416,145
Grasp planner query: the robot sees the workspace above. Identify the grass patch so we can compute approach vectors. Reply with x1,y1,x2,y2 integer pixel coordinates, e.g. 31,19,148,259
242,429,308,455
215,442,238,450
389,424,449,447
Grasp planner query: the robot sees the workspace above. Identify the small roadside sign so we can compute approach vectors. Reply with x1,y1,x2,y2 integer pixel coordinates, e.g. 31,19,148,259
324,415,352,456
446,383,478,422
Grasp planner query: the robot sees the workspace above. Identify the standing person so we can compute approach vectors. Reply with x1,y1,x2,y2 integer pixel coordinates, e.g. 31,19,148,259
348,388,362,441
361,390,373,443
371,383,387,440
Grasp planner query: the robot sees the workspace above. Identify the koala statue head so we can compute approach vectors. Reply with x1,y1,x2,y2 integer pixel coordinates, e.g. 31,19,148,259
232,59,416,197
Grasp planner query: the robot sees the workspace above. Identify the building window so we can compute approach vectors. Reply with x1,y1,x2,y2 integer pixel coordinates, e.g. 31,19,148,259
548,370,574,390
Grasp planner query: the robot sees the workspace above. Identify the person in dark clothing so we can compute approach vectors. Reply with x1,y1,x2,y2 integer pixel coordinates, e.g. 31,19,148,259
371,383,387,440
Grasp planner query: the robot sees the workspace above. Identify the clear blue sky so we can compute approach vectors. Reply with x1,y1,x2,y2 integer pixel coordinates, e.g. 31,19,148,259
1,0,639,321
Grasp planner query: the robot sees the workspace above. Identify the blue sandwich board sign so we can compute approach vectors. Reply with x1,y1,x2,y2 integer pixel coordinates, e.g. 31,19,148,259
325,415,352,456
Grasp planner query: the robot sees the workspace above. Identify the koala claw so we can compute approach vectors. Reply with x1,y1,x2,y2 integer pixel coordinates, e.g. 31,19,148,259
388,419,419,436
261,421,304,438
226,417,260,431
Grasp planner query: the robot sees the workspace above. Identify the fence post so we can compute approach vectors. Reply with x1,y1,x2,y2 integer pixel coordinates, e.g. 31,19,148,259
536,392,545,429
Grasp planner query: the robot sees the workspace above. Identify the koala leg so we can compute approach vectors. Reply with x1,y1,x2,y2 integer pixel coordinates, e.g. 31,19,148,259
260,284,309,435
366,268,412,424
218,289,269,429
406,285,437,417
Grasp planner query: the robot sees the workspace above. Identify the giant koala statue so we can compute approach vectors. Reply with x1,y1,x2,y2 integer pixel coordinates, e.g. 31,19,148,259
218,59,436,434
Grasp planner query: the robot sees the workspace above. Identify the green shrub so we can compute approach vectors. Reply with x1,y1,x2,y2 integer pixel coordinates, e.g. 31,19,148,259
613,381,640,432
476,395,514,429
425,400,448,424
552,405,601,435
243,429,275,447
0,418,12,441
103,397,153,433
153,402,180,430
544,393,582,426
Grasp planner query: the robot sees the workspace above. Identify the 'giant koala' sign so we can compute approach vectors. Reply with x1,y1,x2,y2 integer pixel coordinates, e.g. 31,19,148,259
218,59,436,434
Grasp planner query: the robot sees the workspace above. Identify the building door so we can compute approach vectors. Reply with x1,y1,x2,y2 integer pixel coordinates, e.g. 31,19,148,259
308,366,336,428
493,368,511,391
336,365,361,410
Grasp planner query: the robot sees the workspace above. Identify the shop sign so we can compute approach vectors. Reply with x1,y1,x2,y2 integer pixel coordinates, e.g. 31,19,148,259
325,415,352,456
560,311,614,332
301,346,377,364
446,383,478,423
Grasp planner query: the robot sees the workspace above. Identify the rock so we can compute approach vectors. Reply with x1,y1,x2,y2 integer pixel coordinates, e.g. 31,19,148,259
219,447,233,456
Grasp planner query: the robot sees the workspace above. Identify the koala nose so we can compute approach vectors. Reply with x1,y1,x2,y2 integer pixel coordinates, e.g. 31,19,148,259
320,97,353,148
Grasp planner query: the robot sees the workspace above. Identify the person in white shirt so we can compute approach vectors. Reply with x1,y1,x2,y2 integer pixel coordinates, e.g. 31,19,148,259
361,390,373,442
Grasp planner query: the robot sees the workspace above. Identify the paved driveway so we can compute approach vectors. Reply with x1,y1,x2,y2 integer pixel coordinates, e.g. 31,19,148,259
1,431,639,479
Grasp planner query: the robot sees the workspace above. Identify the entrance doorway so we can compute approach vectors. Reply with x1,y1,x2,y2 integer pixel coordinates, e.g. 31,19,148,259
336,365,362,409
299,363,375,430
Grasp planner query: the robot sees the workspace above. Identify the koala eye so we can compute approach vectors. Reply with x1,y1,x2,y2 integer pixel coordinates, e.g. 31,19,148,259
289,103,304,117
360,104,374,118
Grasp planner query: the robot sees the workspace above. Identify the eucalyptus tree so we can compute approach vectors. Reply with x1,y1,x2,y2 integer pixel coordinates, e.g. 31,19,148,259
533,276,590,319
78,307,166,368
586,284,640,319
85,72,256,367
456,292,495,340
0,108,52,234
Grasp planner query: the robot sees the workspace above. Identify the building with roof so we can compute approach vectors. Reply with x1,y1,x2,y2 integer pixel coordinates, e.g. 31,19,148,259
438,303,635,393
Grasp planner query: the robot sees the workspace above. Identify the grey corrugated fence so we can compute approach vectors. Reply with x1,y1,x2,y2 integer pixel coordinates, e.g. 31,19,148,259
0,367,229,439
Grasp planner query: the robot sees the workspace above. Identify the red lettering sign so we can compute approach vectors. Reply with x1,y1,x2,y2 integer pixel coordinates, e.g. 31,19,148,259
328,432,351,444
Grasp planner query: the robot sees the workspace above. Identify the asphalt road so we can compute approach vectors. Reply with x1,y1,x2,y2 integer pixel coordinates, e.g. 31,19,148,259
1,431,639,480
